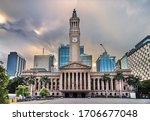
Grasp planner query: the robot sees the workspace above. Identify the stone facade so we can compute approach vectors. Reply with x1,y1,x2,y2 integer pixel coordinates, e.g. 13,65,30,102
22,66,132,98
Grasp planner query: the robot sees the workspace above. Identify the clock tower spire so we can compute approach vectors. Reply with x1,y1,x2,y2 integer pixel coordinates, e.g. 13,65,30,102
69,9,80,63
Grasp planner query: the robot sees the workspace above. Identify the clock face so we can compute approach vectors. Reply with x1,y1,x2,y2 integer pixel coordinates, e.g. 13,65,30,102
72,37,78,43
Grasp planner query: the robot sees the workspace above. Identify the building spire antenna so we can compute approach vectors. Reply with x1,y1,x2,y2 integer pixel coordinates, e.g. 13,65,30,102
100,44,107,53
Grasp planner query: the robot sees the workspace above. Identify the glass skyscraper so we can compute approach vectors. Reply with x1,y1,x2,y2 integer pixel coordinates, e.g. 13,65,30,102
7,52,26,77
58,44,84,68
80,54,92,67
96,52,116,72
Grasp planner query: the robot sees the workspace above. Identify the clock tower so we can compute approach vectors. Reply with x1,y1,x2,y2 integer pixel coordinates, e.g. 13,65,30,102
69,9,80,63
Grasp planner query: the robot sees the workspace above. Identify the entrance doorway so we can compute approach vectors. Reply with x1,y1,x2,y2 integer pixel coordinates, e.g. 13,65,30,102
73,93,77,98
81,93,85,98
65,93,69,98
64,92,86,98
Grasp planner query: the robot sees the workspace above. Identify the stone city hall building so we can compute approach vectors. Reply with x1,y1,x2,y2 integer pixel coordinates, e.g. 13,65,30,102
22,10,132,98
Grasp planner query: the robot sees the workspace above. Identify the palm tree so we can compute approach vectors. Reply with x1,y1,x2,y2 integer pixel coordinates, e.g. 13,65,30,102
40,76,49,88
126,75,140,92
102,74,111,97
26,75,35,96
114,72,124,97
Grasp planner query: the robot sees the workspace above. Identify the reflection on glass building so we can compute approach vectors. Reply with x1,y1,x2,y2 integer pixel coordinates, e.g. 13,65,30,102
96,52,116,72
80,53,92,67
7,52,26,77
117,53,128,70
58,44,84,68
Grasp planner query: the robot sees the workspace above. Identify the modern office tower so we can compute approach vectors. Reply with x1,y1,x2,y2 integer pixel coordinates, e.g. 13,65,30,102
80,53,92,67
34,54,54,72
58,44,84,68
96,52,116,72
117,53,129,69
127,35,150,80
7,52,26,77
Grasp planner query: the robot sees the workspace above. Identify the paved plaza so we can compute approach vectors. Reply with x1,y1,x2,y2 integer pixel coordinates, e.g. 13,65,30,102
15,98,150,104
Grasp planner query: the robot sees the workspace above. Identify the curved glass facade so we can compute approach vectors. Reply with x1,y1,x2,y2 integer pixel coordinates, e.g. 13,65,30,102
96,52,115,72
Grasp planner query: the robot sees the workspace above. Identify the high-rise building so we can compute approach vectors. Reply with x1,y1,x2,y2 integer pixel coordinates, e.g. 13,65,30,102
34,54,54,72
7,52,26,77
127,35,150,80
117,53,128,70
80,53,92,67
96,52,116,72
58,44,84,68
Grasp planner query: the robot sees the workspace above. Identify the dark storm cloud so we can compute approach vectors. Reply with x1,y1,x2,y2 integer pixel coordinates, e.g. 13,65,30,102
0,21,36,38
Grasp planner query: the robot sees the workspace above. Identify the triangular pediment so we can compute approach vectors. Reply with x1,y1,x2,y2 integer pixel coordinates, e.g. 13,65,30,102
59,62,91,70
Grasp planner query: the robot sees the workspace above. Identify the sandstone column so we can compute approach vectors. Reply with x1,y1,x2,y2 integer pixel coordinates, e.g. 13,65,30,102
80,72,82,90
60,74,62,90
76,72,78,90
88,72,91,90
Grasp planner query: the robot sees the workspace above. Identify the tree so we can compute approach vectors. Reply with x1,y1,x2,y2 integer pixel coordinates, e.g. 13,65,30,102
40,75,49,88
16,85,30,97
39,88,50,97
126,75,140,90
0,65,9,104
126,75,140,97
8,76,26,93
138,79,150,98
26,75,35,96
114,72,124,97
102,74,110,97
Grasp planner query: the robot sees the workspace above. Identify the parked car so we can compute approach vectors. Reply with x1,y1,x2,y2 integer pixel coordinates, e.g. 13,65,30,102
24,96,32,101
32,96,42,100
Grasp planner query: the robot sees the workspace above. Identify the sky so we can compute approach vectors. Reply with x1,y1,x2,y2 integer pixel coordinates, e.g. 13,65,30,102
0,0,150,70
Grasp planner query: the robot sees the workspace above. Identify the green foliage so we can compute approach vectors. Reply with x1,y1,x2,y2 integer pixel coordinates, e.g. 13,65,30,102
16,85,30,97
102,74,110,81
40,75,49,87
0,65,9,104
126,75,140,87
39,88,50,97
27,75,35,85
8,76,26,93
114,72,124,81
139,80,150,94
40,76,49,83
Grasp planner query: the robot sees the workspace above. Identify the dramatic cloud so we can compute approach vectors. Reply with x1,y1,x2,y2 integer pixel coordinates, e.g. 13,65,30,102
0,0,150,70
